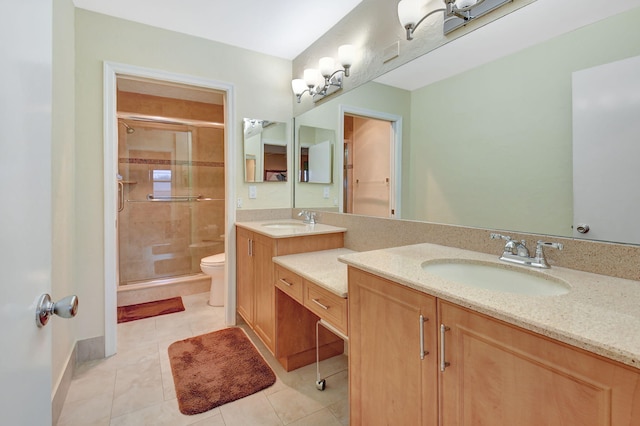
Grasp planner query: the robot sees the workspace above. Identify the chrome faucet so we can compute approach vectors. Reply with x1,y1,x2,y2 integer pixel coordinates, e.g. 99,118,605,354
490,233,563,269
297,210,317,224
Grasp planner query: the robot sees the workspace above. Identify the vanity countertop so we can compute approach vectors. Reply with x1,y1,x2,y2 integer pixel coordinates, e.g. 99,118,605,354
236,219,347,239
273,248,355,298
339,243,640,370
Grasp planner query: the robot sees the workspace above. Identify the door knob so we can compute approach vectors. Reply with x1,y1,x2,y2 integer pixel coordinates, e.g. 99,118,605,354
36,294,78,328
576,224,590,234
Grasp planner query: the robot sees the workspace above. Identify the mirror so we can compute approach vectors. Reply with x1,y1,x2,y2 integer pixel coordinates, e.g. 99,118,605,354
293,7,640,243
243,118,287,182
298,125,334,183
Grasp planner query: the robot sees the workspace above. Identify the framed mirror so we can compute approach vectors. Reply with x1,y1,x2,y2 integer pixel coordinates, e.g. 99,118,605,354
243,118,288,182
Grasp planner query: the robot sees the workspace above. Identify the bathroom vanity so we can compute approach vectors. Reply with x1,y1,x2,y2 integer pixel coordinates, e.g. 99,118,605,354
341,243,640,426
235,220,346,355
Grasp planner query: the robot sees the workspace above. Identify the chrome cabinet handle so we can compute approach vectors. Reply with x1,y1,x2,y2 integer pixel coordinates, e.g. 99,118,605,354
311,298,329,310
279,278,293,287
419,314,429,360
440,324,451,372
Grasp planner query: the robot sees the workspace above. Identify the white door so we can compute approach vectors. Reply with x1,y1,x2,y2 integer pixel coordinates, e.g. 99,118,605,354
0,0,53,424
572,55,640,244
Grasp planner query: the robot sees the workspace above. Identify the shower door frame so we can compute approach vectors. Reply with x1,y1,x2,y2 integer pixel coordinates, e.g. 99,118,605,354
103,62,236,357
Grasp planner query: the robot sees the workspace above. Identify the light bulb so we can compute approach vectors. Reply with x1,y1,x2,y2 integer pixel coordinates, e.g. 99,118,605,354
338,45,356,68
398,0,423,27
319,57,335,78
455,0,478,9
291,79,307,96
303,69,321,88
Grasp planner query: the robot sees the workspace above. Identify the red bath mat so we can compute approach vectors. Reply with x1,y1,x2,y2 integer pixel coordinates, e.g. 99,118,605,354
117,297,185,323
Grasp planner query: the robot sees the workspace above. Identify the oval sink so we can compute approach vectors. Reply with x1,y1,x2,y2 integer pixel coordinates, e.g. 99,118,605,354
421,260,570,296
261,222,308,229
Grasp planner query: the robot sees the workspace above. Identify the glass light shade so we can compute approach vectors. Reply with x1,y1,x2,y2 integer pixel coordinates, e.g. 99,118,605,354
455,0,478,8
338,44,356,68
398,0,422,27
303,69,321,88
319,57,335,77
291,79,307,95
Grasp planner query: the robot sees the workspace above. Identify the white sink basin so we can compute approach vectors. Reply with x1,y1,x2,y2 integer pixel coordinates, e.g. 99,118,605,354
261,222,308,229
421,260,570,296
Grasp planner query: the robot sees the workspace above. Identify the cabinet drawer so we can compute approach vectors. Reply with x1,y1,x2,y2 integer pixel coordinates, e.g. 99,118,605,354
304,281,348,336
275,265,304,304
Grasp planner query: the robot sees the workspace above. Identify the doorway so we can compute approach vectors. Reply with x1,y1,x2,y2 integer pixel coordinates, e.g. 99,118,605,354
104,63,236,357
340,106,402,218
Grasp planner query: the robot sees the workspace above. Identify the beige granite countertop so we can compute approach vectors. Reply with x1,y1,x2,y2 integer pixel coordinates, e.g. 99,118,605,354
236,219,347,239
338,243,640,370
273,248,355,298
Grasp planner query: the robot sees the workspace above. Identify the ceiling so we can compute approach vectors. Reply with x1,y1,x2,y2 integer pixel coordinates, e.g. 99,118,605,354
72,0,362,60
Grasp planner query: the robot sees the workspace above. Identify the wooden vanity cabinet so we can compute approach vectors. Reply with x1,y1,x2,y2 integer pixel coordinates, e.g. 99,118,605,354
348,267,640,426
236,227,275,351
439,300,640,426
236,225,344,355
348,267,438,426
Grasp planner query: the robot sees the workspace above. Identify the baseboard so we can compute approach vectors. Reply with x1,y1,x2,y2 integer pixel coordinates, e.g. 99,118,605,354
52,336,105,425
52,345,76,426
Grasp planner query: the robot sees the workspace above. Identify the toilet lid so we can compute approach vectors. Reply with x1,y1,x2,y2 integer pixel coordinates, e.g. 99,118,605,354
201,253,225,265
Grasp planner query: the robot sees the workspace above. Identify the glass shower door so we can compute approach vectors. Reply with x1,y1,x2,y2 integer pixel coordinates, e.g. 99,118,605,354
117,122,225,285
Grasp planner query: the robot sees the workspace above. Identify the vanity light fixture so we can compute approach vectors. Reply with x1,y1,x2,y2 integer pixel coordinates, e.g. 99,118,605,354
398,0,513,40
292,44,356,103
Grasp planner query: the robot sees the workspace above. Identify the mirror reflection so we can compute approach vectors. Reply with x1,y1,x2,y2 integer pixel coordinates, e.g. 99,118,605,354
243,118,287,182
293,8,640,244
298,125,334,184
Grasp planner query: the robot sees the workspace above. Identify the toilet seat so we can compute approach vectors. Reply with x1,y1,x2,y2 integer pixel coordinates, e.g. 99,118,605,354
201,253,225,266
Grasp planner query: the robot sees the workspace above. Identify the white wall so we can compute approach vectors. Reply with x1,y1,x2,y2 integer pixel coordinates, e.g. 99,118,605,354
52,0,77,398
407,6,640,237
74,9,292,344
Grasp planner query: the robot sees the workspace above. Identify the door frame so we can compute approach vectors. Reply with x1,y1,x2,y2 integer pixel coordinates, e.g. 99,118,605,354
103,62,236,356
339,105,403,218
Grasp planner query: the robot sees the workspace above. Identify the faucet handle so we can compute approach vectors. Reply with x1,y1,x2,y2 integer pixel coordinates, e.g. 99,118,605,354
490,233,512,242
536,240,564,252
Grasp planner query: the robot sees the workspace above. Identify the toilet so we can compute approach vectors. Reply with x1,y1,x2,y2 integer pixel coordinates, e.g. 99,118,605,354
200,253,225,307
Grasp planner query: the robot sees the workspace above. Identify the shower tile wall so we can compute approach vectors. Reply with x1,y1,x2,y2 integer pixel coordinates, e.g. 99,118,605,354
117,90,225,285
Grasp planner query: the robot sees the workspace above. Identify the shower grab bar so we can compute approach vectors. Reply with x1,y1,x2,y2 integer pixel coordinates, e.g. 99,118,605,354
125,197,224,203
118,181,124,212
146,194,203,201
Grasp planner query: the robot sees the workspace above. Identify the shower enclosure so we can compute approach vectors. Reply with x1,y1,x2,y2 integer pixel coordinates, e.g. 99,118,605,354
117,119,225,286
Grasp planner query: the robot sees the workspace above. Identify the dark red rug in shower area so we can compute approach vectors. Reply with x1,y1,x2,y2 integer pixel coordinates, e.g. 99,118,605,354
168,327,277,415
117,297,185,323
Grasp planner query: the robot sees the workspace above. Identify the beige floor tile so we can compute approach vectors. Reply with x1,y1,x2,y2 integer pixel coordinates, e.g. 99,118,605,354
267,385,327,424
288,408,343,426
219,392,283,426
57,391,113,426
63,366,116,404
111,358,164,418
109,398,220,426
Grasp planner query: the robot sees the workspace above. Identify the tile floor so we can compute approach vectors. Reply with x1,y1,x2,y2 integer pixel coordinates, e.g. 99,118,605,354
57,293,349,425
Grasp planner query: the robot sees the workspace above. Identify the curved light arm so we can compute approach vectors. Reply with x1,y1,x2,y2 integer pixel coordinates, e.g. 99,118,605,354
404,7,445,40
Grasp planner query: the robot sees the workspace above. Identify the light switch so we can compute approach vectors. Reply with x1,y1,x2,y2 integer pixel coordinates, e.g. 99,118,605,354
323,186,330,199
249,186,257,199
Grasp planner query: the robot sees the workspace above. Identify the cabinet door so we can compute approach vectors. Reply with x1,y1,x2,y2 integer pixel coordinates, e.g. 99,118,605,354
349,267,438,426
236,228,254,324
252,233,276,353
439,300,640,426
